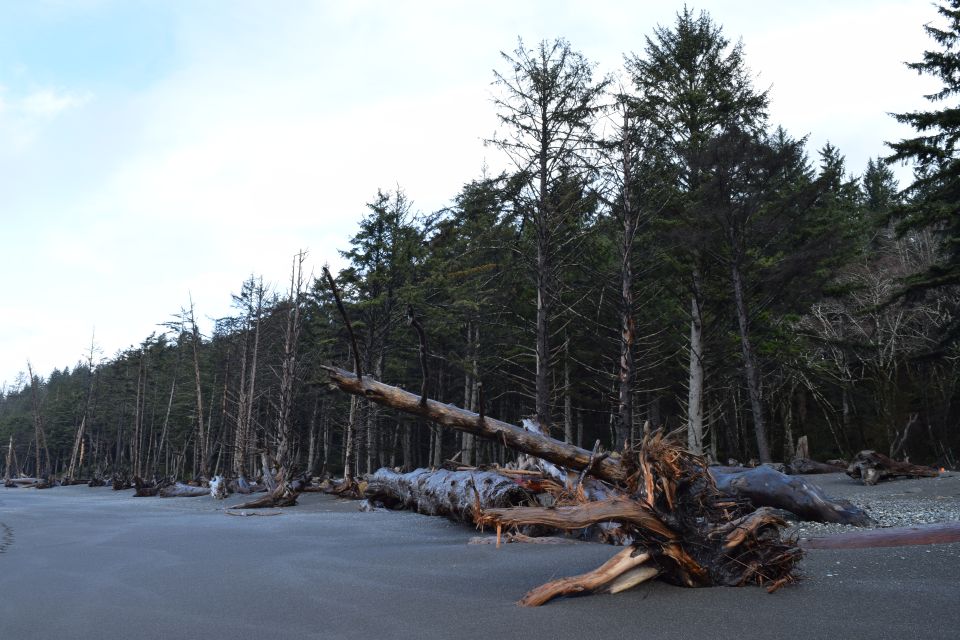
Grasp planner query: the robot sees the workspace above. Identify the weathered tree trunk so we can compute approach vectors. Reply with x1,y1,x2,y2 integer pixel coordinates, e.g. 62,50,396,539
159,482,210,498
711,465,873,525
322,366,625,483
618,112,637,450
687,272,704,455
274,252,306,481
4,436,15,486
846,450,939,485
786,458,845,475
364,468,530,520
188,300,208,479
801,521,960,549
343,395,359,483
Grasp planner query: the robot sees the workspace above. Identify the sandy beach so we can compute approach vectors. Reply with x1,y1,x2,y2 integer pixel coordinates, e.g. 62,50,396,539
1,474,959,640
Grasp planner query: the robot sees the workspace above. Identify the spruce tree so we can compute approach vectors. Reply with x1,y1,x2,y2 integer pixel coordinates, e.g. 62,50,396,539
888,1,960,322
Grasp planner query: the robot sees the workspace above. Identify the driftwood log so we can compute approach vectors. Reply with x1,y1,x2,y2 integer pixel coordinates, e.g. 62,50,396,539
322,366,624,483
159,482,209,498
364,468,531,519
801,521,960,549
710,466,874,526
846,450,940,485
785,458,847,475
230,474,312,509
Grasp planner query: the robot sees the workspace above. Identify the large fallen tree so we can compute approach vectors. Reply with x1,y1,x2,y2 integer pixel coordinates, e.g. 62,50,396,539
323,366,818,604
324,365,870,526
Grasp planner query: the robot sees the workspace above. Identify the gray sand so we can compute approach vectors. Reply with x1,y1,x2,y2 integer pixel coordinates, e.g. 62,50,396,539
1,477,959,640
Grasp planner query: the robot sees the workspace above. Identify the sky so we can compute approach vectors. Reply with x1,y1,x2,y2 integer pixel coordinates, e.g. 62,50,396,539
0,0,942,389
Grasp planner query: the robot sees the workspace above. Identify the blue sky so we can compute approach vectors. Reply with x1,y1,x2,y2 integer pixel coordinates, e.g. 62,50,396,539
0,0,938,388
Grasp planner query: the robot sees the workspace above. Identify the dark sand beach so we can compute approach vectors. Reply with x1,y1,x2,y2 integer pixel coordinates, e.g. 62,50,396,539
2,474,959,640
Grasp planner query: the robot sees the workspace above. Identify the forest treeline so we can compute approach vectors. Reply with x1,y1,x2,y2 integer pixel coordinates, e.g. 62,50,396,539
3,6,960,483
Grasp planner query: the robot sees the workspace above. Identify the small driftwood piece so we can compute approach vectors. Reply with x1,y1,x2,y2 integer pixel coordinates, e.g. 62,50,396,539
801,521,960,549
519,546,658,606
846,450,940,485
711,466,874,526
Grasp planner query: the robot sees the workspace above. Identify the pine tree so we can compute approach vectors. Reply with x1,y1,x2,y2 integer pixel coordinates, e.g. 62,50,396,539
888,1,960,321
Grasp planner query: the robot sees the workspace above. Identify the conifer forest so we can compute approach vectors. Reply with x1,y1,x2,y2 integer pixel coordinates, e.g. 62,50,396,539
5,5,960,487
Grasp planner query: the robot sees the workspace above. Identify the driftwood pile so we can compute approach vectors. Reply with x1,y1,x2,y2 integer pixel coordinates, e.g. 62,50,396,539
846,450,940,485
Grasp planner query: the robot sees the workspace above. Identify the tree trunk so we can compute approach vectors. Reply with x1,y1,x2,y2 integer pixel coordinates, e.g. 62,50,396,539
564,336,574,445
364,468,530,520
618,113,636,449
344,395,358,482
323,365,625,483
687,272,704,455
730,262,771,462
188,300,208,478
711,465,873,525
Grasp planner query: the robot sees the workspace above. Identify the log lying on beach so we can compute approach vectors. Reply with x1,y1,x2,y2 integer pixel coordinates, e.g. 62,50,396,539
846,450,940,485
230,474,312,509
133,476,169,497
364,468,530,520
159,482,209,498
711,466,874,526
786,458,847,475
800,521,960,549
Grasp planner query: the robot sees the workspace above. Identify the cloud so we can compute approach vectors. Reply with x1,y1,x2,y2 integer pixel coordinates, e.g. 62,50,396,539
19,87,91,117
0,85,92,151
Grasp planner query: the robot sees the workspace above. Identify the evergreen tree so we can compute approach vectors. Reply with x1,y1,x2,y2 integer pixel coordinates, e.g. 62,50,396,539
627,7,768,455
888,0,960,330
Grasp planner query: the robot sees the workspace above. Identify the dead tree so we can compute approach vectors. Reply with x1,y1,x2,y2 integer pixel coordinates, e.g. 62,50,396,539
186,299,209,479
66,333,98,483
4,435,15,487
